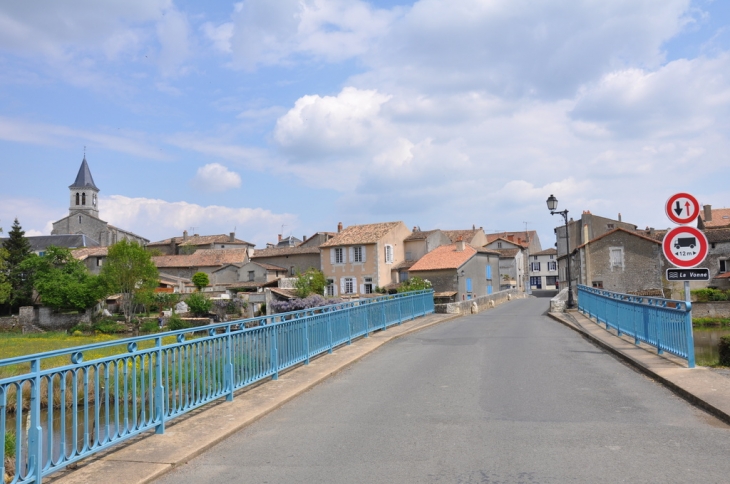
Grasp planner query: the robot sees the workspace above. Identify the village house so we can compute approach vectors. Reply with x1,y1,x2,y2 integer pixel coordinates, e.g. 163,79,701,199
698,205,730,230
441,227,488,247
570,228,664,295
484,237,527,291
51,157,148,247
408,240,500,302
528,248,559,290
146,231,254,256
320,221,411,296
72,246,109,275
152,248,249,280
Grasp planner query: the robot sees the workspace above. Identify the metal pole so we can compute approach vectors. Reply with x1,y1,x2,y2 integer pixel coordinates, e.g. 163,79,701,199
685,280,696,368
564,212,575,309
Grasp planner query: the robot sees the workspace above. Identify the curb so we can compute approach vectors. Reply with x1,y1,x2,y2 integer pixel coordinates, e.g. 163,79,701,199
547,311,730,427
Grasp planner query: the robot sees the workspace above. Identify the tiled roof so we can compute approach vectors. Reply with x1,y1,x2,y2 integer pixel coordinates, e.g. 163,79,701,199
4,234,101,252
714,272,730,279
404,230,440,241
442,230,480,243
392,260,416,270
475,247,501,255
705,229,730,243
147,234,254,247
106,224,150,243
72,246,109,260
701,208,730,229
252,246,321,257
485,231,534,248
409,244,476,271
575,228,661,249
252,261,287,271
494,248,520,258
532,248,557,256
152,248,249,268
320,222,404,247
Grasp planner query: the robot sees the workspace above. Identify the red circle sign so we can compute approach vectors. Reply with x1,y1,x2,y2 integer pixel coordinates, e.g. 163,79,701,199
662,226,708,268
665,192,700,225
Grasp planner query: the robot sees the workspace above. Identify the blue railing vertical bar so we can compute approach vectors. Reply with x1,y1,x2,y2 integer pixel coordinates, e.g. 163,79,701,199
0,290,434,484
576,285,694,368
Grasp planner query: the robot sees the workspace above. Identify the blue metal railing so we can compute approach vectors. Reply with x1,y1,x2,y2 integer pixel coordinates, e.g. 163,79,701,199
0,290,434,483
577,285,695,368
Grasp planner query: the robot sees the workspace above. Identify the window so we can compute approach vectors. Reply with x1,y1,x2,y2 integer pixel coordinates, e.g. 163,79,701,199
82,193,86,205
547,261,557,272
248,271,255,282
607,224,615,230
399,271,409,283
530,276,541,287
363,277,373,294
326,279,335,296
530,262,541,272
593,281,604,288
549,255,554,259
384,244,393,264
96,257,103,267
609,247,624,270
533,256,538,261
343,277,355,294
75,193,80,205
405,251,413,260
721,260,729,274
546,276,558,286
333,247,344,264
38,251,45,257
290,266,295,276
497,242,502,249
353,246,364,263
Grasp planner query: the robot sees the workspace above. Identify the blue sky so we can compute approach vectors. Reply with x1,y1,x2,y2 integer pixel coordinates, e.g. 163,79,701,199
1,0,729,249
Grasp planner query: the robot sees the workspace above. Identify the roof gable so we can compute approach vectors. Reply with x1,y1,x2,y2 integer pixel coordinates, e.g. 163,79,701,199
409,244,476,271
576,227,661,249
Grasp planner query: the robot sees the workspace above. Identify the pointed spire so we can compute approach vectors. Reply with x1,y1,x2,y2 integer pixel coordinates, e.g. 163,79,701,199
69,156,99,190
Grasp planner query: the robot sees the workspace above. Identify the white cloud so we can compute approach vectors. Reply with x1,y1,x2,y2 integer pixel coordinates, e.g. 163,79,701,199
101,195,297,247
205,0,401,69
156,8,191,76
0,197,65,237
191,163,242,192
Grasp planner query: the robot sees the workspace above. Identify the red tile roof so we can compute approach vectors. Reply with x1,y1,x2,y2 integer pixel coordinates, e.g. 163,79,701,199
152,248,249,268
72,247,109,260
252,246,320,257
701,208,730,229
485,231,534,248
442,229,480,243
532,248,557,256
320,222,405,247
409,244,476,271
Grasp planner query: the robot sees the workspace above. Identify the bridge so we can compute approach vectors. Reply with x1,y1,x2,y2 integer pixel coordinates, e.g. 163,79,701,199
6,292,730,483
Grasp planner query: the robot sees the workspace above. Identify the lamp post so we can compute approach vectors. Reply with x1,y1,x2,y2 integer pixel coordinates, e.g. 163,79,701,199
547,194,575,309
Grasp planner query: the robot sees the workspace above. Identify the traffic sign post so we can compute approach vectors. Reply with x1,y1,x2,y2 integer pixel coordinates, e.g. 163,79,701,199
665,192,700,225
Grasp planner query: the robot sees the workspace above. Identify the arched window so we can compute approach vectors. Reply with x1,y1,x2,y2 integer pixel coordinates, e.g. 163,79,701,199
75,193,80,205
82,193,86,205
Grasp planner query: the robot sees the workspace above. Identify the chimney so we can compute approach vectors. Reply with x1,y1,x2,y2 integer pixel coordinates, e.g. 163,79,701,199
183,230,188,241
278,234,282,242
337,222,343,233
194,234,199,237
456,237,466,252
229,232,235,242
704,204,712,222
413,226,418,232
618,213,622,222
302,235,306,243
472,224,475,230
517,237,522,245
507,235,514,242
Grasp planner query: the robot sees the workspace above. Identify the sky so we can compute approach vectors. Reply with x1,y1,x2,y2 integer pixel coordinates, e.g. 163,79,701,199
1,0,729,249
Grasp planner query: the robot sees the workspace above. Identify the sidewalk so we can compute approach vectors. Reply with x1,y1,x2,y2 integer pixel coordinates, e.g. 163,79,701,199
548,309,730,426
48,312,460,484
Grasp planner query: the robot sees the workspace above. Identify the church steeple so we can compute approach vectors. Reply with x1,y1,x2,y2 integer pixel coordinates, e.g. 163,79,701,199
69,155,100,218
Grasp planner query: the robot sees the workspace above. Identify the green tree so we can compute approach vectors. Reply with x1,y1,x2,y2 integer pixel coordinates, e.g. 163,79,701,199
186,292,212,316
0,247,11,305
294,269,326,298
191,271,210,292
99,240,159,324
20,246,104,311
2,218,33,310
154,292,181,312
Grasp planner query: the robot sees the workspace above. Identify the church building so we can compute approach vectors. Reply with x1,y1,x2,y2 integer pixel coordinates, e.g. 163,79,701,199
51,157,149,247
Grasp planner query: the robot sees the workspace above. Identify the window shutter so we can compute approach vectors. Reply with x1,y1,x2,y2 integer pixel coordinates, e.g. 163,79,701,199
340,278,345,294
349,247,354,263
361,246,366,263
330,248,335,264
360,284,365,294
466,278,472,292
487,266,492,279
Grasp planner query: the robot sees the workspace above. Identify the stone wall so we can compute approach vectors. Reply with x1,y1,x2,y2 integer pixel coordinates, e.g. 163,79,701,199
0,315,20,332
692,301,730,318
434,288,520,314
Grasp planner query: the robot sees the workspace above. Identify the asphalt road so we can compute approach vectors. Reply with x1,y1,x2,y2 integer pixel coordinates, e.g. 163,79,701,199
156,298,730,484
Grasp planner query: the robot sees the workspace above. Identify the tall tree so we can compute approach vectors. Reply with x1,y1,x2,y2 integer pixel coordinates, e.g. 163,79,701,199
99,240,159,325
0,247,11,305
2,218,33,309
20,246,104,311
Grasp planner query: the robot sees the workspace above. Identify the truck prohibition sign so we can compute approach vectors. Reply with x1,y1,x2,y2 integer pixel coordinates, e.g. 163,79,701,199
662,226,708,269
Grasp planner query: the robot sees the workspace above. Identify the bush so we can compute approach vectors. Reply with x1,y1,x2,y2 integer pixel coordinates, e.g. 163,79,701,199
186,292,212,316
397,277,433,293
167,313,191,331
92,319,128,334
140,320,160,334
719,336,730,367
5,430,16,458
691,288,729,302
68,323,93,334
294,269,326,298
270,295,344,313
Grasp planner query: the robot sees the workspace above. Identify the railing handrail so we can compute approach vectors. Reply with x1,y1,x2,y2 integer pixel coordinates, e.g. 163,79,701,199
577,285,691,311
0,290,433,368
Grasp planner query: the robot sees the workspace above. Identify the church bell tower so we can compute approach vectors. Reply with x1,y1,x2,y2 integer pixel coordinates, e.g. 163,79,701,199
69,156,100,218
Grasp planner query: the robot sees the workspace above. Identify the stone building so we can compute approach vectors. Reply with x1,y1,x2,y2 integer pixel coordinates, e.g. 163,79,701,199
250,245,322,276
570,228,663,295
146,231,254,256
528,248,558,290
51,157,148,246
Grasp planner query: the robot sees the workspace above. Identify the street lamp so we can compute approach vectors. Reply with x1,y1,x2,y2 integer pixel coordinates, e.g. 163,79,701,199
547,194,575,309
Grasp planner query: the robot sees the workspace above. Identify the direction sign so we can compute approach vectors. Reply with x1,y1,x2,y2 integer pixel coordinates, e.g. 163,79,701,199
665,192,700,225
666,268,710,281
662,226,708,268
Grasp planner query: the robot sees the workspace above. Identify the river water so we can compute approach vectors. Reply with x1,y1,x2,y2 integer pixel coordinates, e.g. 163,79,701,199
693,327,730,365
